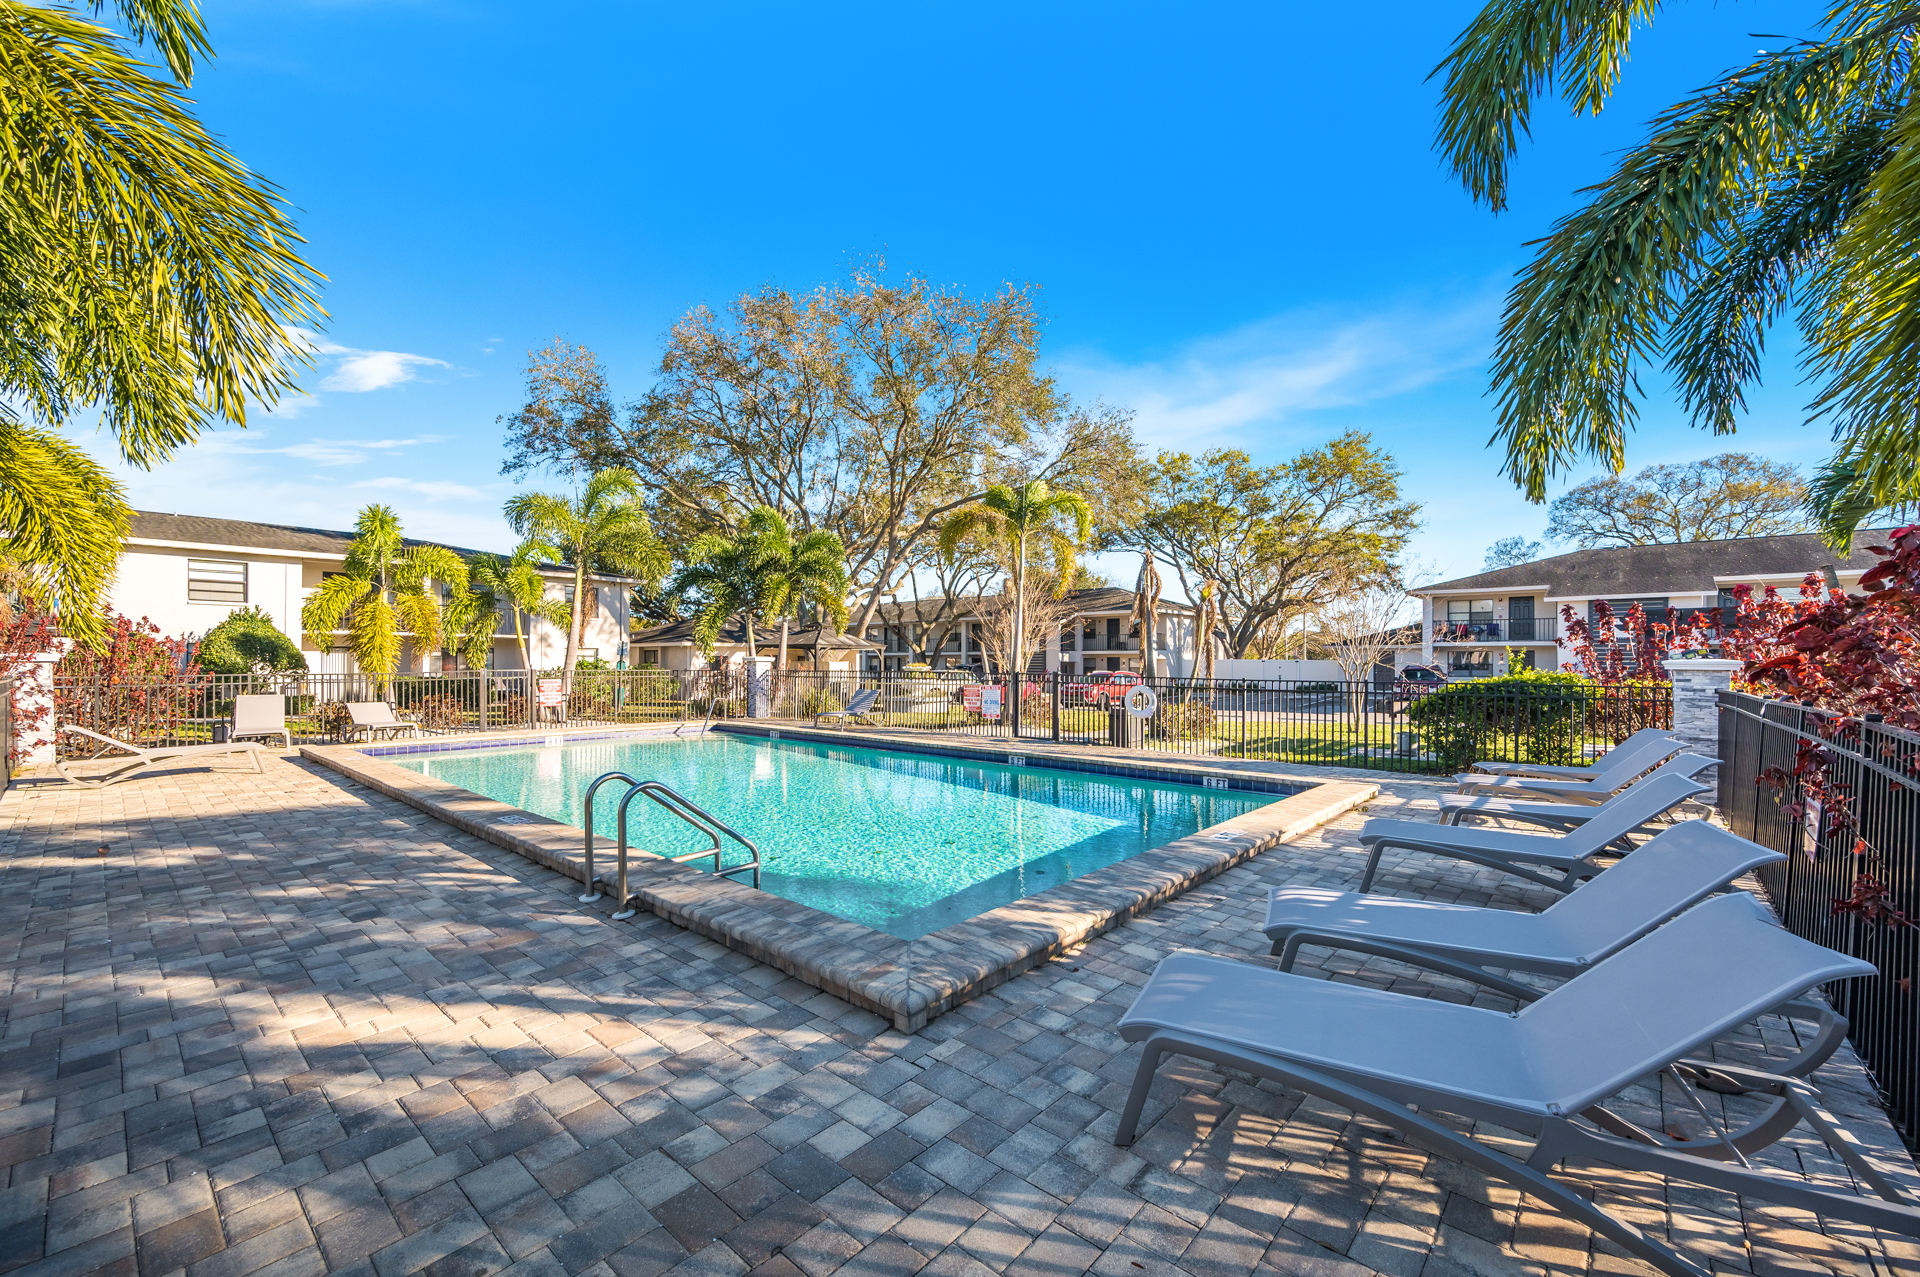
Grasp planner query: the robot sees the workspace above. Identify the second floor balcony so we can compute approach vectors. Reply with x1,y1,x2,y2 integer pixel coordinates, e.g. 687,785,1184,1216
1433,617,1559,643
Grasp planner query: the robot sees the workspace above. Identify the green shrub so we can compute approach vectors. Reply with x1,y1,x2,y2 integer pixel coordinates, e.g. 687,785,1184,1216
196,606,306,675
1406,671,1591,770
800,686,841,718
1150,697,1217,740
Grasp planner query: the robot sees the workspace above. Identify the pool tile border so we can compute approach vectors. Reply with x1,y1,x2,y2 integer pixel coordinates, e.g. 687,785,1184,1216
300,727,1376,1032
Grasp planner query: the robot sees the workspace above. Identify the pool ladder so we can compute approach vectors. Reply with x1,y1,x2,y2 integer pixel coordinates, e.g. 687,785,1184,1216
580,772,763,920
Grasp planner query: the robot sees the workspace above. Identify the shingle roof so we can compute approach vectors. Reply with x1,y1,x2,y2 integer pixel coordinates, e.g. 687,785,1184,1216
127,510,612,578
130,510,499,559
868,587,1193,623
1417,529,1898,598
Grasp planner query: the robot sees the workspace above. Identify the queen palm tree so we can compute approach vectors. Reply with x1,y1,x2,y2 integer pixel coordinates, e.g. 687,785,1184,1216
300,506,470,686
757,512,850,670
505,469,670,684
1,1,322,641
669,507,785,661
467,542,570,671
1436,0,1920,544
938,481,1093,686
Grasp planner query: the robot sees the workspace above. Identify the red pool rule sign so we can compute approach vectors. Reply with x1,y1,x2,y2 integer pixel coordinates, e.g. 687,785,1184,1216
536,678,566,707
962,685,982,713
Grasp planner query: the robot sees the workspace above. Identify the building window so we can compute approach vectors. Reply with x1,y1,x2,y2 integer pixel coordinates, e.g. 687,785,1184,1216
1448,649,1494,676
1446,598,1495,623
188,559,247,604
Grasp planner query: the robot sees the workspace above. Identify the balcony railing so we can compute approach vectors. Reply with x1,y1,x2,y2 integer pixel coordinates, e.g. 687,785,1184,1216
1433,617,1559,643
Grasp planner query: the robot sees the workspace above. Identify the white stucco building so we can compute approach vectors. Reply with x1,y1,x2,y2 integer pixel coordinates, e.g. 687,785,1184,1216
111,511,633,672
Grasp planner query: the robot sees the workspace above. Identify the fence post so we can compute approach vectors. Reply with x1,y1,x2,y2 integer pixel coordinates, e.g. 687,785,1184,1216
1662,658,1741,785
1051,671,1060,742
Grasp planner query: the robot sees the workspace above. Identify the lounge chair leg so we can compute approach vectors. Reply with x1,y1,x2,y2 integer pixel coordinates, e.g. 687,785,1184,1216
1358,844,1386,893
1114,1043,1167,1147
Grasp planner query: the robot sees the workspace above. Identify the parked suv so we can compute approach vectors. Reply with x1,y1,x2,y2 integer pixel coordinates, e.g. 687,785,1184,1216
1393,664,1448,697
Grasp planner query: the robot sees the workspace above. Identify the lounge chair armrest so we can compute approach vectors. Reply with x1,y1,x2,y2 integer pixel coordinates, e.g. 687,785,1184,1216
1272,930,1546,1003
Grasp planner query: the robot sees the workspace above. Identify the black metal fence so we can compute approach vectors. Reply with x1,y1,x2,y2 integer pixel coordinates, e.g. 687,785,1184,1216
762,670,1669,776
50,668,754,753
49,667,1672,776
1719,690,1920,1149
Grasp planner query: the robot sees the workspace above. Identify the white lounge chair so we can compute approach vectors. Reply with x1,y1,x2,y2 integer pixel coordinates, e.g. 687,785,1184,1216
56,724,266,788
347,701,420,742
815,688,880,728
1356,772,1709,893
1454,750,1719,805
1437,775,1712,831
1116,893,1917,1277
230,695,291,750
1466,727,1680,780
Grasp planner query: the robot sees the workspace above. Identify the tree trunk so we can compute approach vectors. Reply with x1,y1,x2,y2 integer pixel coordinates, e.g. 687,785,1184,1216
1011,533,1026,738
778,617,790,671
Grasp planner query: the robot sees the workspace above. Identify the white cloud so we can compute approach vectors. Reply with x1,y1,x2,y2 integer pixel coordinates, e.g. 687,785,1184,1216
1054,294,1499,453
321,350,449,392
281,325,449,396
354,476,486,501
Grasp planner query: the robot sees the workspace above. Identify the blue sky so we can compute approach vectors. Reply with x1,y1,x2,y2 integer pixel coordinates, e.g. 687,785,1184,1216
86,0,1834,587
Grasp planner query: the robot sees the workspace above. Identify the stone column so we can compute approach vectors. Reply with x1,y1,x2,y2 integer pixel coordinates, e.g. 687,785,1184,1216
1420,597,1434,666
1661,658,1741,767
19,642,71,769
744,655,775,719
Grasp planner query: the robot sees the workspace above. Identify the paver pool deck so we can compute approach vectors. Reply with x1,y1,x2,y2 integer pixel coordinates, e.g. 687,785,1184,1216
0,741,1914,1277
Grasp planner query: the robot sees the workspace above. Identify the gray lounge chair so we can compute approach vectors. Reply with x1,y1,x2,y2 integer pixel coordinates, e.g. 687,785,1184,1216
56,724,266,788
347,701,420,742
1265,821,1844,1076
1466,727,1679,780
1116,893,1916,1277
1452,750,1719,805
230,695,292,750
1438,774,1712,831
1356,772,1709,893
815,688,880,728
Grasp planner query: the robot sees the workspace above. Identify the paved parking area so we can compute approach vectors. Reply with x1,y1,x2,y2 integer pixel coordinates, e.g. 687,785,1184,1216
0,751,1914,1277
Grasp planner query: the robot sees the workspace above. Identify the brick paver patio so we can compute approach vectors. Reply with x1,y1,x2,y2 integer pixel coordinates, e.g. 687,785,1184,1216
0,750,1914,1277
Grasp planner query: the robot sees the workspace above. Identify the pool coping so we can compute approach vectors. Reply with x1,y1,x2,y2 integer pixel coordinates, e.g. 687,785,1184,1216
300,723,1377,1032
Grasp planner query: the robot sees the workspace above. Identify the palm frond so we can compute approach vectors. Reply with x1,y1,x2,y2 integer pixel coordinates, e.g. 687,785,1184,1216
1490,32,1901,498
1433,0,1667,210
0,421,129,645
299,572,370,652
349,595,398,675
1668,113,1894,433
0,2,323,459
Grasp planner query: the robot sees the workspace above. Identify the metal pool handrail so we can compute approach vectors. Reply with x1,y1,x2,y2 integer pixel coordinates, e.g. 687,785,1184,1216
611,781,763,919
579,771,642,903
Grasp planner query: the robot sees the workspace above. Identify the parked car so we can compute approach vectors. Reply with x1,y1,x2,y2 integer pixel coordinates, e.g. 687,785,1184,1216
1060,670,1143,706
1393,664,1448,697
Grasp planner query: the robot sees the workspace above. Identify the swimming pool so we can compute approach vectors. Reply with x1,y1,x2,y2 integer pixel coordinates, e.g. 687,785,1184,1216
388,734,1274,938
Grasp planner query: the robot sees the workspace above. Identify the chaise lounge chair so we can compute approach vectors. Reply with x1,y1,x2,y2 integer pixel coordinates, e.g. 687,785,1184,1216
1264,821,1844,1076
1116,893,1918,1277
230,695,292,750
815,688,880,729
1356,772,1709,893
1453,751,1720,805
56,725,266,788
1465,726,1679,780
347,701,421,742
1437,772,1712,831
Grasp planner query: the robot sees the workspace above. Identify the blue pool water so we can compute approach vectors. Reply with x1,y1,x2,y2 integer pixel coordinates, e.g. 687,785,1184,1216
388,734,1275,938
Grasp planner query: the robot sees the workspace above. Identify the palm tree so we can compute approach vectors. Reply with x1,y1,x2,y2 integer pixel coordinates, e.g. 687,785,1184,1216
300,506,470,686
938,481,1093,685
1435,0,1920,544
668,508,786,661
1,1,321,642
757,512,850,670
505,469,670,684
467,542,570,671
